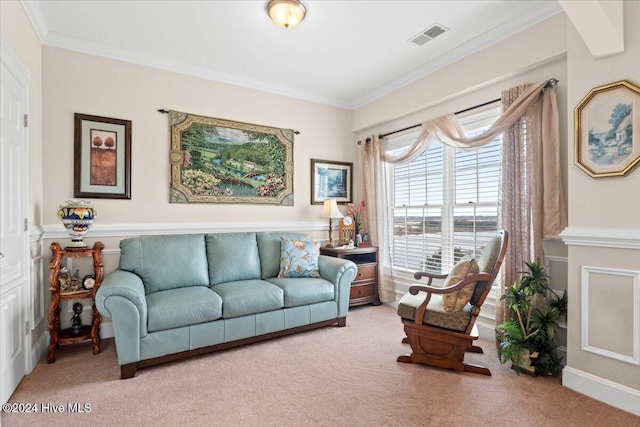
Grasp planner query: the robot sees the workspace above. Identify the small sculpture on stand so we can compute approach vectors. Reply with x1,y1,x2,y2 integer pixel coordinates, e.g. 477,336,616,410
58,267,71,293
71,302,83,335
70,269,82,292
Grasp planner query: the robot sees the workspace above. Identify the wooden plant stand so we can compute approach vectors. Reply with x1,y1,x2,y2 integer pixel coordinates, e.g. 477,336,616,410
47,242,104,363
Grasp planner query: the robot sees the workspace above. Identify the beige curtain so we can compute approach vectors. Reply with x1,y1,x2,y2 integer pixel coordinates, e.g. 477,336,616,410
361,135,396,302
382,80,557,164
495,83,565,326
360,78,563,308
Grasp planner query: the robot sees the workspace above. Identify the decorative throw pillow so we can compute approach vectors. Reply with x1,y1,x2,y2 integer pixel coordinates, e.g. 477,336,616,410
278,238,321,278
442,256,479,312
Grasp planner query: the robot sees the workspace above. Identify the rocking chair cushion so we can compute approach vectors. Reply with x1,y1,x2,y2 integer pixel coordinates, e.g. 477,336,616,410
442,256,479,312
397,292,472,332
470,233,502,306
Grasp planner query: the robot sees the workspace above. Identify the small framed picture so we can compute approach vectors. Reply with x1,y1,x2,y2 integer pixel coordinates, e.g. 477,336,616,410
74,113,132,199
310,159,353,205
575,80,640,178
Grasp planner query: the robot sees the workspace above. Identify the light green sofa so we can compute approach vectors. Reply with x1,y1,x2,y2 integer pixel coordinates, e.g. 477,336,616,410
95,232,357,378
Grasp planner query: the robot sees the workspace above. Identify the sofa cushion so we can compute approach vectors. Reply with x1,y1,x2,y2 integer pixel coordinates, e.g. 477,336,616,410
119,234,209,294
211,279,284,318
266,277,335,307
206,233,262,286
146,287,223,332
278,238,321,278
442,256,479,312
256,232,310,279
397,292,472,332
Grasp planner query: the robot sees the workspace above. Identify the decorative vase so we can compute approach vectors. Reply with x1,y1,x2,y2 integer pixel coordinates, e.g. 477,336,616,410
57,200,97,248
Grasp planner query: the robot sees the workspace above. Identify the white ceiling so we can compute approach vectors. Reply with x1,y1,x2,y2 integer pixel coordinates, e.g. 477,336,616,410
22,0,562,109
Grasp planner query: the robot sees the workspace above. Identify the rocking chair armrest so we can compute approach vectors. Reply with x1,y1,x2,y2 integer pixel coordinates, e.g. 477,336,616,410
413,271,448,281
409,272,493,325
408,273,491,296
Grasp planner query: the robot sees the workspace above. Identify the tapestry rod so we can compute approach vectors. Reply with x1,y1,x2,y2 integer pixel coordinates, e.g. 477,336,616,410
363,77,559,143
157,109,300,134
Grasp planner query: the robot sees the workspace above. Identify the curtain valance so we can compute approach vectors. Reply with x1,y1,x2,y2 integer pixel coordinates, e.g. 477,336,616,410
381,79,558,164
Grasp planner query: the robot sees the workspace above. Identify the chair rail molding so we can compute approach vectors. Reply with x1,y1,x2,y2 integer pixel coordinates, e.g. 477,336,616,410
41,221,328,240
560,227,640,249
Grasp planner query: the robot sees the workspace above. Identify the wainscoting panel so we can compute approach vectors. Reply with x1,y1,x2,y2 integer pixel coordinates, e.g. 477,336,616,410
30,255,44,329
581,266,640,365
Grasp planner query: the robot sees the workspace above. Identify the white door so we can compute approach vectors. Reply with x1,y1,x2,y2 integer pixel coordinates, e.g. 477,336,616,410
0,35,30,405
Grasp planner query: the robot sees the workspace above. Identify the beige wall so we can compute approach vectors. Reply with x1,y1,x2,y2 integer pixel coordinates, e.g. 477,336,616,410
42,47,356,227
564,0,640,393
1,1,46,348
1,0,43,227
40,46,357,332
352,13,567,133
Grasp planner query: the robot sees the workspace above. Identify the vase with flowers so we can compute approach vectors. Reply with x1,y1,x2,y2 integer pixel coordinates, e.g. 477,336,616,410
347,200,366,245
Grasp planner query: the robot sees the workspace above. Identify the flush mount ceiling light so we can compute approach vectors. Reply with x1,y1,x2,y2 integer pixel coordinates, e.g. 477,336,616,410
266,0,307,29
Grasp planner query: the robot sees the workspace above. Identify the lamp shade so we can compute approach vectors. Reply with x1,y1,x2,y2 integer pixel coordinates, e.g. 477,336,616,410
266,0,307,29
320,199,343,219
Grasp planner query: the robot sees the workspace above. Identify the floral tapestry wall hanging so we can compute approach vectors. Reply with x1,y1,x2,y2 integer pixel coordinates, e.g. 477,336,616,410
168,111,294,205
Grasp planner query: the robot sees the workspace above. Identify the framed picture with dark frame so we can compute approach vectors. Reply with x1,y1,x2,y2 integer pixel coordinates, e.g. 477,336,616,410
74,113,131,199
575,80,640,178
310,159,352,205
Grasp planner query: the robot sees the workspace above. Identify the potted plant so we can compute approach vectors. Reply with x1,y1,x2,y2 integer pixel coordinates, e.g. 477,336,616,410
496,259,568,376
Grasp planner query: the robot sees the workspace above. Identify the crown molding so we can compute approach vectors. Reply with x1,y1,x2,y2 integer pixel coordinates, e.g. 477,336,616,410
41,30,353,110
40,221,328,240
350,1,563,109
560,227,640,250
21,0,562,110
20,0,49,43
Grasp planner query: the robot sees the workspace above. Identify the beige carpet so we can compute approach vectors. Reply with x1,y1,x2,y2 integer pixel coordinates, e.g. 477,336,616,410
3,304,638,426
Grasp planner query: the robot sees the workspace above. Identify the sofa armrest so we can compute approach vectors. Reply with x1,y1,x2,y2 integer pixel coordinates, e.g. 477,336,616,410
318,255,357,318
95,270,148,365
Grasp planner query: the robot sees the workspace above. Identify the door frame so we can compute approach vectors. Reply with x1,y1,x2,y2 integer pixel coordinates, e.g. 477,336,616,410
0,31,33,385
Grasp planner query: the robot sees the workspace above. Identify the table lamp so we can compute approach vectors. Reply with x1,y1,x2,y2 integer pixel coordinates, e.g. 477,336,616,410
320,199,343,247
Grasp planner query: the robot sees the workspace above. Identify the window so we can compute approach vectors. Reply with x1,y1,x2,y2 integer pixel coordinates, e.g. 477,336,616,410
388,107,502,275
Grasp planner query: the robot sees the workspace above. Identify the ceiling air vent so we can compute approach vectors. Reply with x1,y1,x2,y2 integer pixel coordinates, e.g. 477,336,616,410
409,23,449,46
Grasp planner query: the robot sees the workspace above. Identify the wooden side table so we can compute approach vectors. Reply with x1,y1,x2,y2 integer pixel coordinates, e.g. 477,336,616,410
320,246,381,307
47,241,104,363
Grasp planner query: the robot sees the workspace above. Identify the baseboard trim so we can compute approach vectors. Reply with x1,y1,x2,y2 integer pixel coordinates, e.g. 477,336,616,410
562,365,640,416
30,331,48,371
29,324,114,371
475,320,495,341
100,321,114,339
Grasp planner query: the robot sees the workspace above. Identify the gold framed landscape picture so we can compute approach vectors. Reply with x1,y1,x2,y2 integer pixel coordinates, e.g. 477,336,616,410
575,80,640,178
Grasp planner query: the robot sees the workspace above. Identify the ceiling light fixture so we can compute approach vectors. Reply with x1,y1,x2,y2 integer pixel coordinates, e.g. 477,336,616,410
266,0,307,29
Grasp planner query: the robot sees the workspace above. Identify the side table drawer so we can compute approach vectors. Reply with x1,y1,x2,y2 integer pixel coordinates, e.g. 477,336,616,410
354,263,377,282
350,283,376,300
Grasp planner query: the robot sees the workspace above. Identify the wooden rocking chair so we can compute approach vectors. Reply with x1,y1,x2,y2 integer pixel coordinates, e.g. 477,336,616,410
397,230,508,375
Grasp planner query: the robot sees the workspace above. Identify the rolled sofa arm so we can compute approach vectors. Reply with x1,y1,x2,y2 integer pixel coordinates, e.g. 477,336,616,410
95,270,148,365
318,255,357,318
